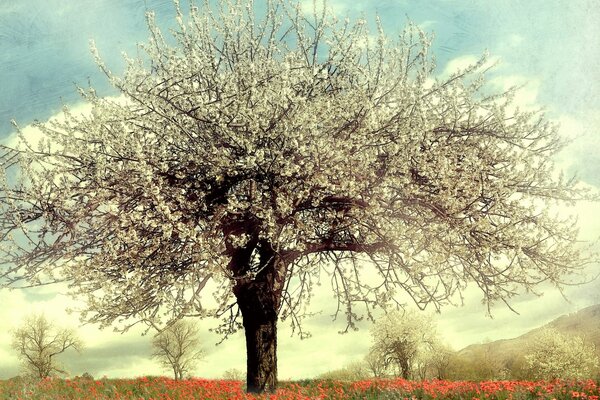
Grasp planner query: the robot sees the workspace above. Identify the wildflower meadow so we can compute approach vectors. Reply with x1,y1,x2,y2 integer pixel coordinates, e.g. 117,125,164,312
1,376,598,400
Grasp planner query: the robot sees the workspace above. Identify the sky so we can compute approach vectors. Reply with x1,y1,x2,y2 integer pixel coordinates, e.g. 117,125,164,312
0,0,599,380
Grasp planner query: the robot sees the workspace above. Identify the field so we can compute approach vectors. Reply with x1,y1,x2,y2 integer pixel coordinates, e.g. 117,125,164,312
0,377,599,400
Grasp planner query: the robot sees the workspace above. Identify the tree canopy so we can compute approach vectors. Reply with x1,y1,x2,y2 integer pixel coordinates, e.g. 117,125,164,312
0,0,592,392
370,309,438,379
525,328,599,380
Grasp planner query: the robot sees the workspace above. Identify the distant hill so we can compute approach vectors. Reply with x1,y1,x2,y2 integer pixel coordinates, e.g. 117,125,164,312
543,304,600,346
457,304,600,367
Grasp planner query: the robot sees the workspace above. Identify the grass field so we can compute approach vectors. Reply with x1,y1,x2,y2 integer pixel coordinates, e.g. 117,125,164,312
0,376,599,399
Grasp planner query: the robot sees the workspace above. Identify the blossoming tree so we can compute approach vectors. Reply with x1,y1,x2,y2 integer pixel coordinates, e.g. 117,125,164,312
370,310,438,379
0,0,591,393
524,328,599,379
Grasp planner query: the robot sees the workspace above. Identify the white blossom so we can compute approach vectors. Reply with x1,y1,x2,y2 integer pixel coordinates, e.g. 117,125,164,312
524,328,599,380
0,0,592,338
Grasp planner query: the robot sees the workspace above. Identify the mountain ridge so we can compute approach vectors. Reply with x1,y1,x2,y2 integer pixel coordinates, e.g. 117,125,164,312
458,303,600,361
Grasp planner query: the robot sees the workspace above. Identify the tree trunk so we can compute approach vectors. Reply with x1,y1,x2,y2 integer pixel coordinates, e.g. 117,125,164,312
400,359,410,379
234,275,280,393
242,309,278,393
175,365,182,380
231,243,284,393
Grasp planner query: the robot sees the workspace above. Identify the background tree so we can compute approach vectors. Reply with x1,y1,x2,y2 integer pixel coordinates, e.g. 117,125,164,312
364,349,389,378
505,354,531,380
0,0,591,393
317,360,370,381
524,328,599,380
152,320,204,380
222,368,245,381
428,342,455,380
11,314,82,379
448,345,504,381
415,340,455,380
369,310,438,379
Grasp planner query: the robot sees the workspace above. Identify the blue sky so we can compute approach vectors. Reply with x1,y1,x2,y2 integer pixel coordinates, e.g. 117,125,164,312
0,0,599,379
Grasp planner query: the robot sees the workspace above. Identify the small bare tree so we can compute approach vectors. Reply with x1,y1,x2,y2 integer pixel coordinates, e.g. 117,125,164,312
222,368,245,381
426,341,455,379
413,340,455,379
152,320,204,380
11,314,82,379
364,349,389,378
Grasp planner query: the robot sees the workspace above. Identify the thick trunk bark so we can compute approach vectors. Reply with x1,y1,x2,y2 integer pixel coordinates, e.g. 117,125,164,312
242,312,277,392
235,279,279,393
231,243,285,393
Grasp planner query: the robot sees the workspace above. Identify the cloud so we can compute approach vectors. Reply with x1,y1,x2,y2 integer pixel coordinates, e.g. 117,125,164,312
4,96,134,150
67,339,158,378
435,280,597,349
440,53,503,81
441,55,480,76
489,74,541,111
0,290,25,377
418,20,437,30
3,103,89,150
554,112,600,187
505,33,524,48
